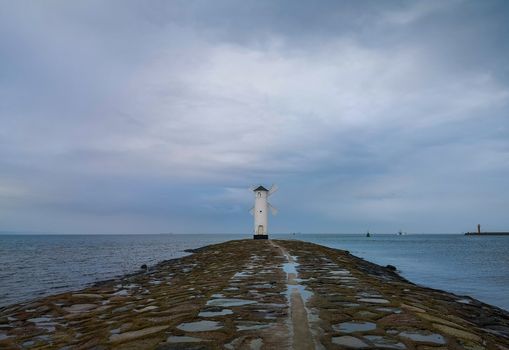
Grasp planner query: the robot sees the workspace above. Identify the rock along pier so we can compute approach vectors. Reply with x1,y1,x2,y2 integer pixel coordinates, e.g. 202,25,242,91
1,240,509,349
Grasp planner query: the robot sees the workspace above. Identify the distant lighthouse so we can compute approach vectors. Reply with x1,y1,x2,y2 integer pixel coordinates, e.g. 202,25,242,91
251,185,278,239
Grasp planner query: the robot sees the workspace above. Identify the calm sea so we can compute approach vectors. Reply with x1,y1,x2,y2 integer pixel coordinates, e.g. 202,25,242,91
0,233,508,311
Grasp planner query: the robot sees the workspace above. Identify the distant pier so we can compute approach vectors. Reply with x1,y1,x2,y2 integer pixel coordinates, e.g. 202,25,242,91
465,224,509,236
465,232,509,236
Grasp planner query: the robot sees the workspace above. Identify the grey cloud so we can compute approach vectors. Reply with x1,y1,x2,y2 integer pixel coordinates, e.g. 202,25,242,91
1,0,508,233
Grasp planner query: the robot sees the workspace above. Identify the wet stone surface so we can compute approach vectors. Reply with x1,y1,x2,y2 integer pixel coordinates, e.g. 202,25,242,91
399,330,446,344
332,335,369,348
176,320,223,332
363,335,406,349
197,309,233,317
333,321,377,333
0,239,508,349
166,335,205,343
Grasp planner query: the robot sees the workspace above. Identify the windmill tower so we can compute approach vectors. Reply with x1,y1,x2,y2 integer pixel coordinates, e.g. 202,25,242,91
250,184,278,239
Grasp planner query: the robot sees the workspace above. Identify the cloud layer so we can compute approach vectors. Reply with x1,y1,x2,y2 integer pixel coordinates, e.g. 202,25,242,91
1,0,508,233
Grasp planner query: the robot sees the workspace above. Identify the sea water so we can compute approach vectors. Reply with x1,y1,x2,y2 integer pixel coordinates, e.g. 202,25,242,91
283,233,509,311
0,234,243,307
0,233,508,311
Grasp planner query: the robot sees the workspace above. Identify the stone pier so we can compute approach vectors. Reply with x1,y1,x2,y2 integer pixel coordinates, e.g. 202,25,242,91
1,240,508,349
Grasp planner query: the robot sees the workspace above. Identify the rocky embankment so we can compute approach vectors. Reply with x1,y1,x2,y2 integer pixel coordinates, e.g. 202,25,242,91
1,239,508,349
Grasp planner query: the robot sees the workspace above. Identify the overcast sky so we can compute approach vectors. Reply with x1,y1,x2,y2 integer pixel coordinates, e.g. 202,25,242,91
1,0,508,234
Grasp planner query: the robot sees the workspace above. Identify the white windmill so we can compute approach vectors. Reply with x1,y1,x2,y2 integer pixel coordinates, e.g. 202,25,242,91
250,184,278,239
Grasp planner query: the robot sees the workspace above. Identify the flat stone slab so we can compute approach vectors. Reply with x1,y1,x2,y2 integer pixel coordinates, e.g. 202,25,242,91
205,298,257,307
62,303,97,313
198,309,233,317
364,335,406,349
177,320,223,332
166,335,206,343
333,321,377,333
358,298,390,304
332,335,370,348
399,330,446,344
109,325,169,343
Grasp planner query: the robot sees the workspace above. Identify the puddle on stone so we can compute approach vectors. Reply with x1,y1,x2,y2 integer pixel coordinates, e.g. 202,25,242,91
456,298,472,304
399,331,446,344
332,335,369,348
233,272,251,278
358,292,383,298
250,338,263,350
250,284,274,289
134,305,158,313
255,310,278,320
333,321,377,333
63,304,97,313
210,293,224,298
198,309,233,317
28,317,52,323
340,303,361,308
358,298,389,304
177,320,223,332
282,262,298,274
0,333,11,341
364,335,406,349
236,321,272,331
308,309,321,324
284,284,313,302
113,289,129,296
249,290,264,297
376,307,401,314
167,335,205,343
340,276,358,280
206,298,257,307
34,322,57,332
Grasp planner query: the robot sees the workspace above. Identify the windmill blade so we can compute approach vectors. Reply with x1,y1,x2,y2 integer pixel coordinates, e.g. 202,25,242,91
268,184,278,196
269,203,278,215
249,207,254,215
249,185,257,191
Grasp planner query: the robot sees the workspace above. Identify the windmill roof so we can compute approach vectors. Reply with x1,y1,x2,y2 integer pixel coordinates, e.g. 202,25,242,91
253,185,269,192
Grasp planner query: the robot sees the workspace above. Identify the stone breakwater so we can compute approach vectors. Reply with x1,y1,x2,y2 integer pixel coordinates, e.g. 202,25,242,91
1,240,508,350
